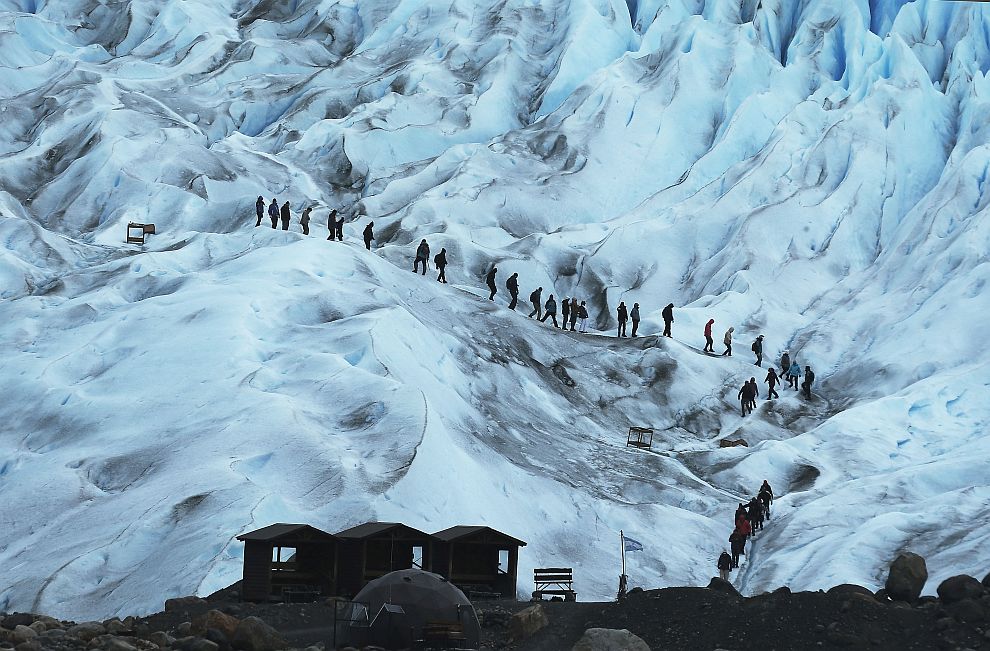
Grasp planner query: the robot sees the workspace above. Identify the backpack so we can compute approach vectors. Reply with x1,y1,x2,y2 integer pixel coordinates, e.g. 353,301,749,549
751,341,758,352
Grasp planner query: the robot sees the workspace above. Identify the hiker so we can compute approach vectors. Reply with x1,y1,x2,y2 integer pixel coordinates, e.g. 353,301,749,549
758,482,773,519
617,302,628,337
631,303,640,336
255,196,265,227
765,368,780,399
802,365,815,399
561,297,571,330
362,221,374,249
300,207,312,235
434,248,448,283
787,361,802,389
703,319,715,352
737,515,753,541
334,213,345,241
569,298,579,331
413,239,430,275
752,335,764,366
505,273,518,308
722,327,734,356
328,210,338,240
748,497,763,533
735,503,748,528
738,380,756,416
540,295,559,327
729,530,746,568
280,201,291,230
747,377,759,411
662,303,674,337
780,351,791,376
577,301,589,333
268,198,279,228
486,267,498,300
528,287,543,319
718,550,733,582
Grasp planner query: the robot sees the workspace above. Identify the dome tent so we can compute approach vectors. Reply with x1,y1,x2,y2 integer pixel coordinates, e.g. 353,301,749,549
337,568,481,649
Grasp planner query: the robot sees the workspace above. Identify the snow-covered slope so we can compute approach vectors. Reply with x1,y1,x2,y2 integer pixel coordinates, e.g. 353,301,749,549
1,0,989,619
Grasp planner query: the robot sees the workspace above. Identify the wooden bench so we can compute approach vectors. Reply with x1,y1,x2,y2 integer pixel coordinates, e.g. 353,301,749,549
533,567,576,602
126,222,156,244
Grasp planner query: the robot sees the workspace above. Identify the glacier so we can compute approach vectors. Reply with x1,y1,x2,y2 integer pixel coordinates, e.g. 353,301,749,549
1,0,989,620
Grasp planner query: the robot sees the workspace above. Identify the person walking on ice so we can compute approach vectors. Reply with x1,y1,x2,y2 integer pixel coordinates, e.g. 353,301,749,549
528,287,543,319
540,295,558,327
723,327,733,356
268,198,279,228
631,303,640,336
577,301,589,332
758,481,774,519
413,239,430,274
255,196,265,227
569,298,579,331
505,272,518,308
704,318,715,352
780,350,791,376
765,367,780,399
280,201,291,231
300,207,312,235
362,221,374,249
486,267,498,301
717,550,733,582
434,248,447,283
752,335,764,366
802,365,815,399
617,302,628,337
738,379,756,416
334,212,345,241
561,297,571,330
662,303,674,337
787,360,802,390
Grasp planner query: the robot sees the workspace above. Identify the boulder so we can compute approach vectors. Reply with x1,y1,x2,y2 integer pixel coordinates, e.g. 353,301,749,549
719,438,748,448
509,604,549,641
174,637,220,651
165,597,208,614
68,622,106,641
937,575,985,604
105,639,138,651
14,642,40,651
229,617,286,651
946,598,987,624
772,586,792,596
10,627,36,645
706,577,741,597
204,628,230,651
2,615,34,631
572,628,651,651
885,553,927,602
191,611,239,639
827,584,875,599
146,631,175,648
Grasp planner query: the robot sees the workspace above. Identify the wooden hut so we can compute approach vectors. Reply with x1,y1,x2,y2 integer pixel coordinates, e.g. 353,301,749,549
236,523,338,602
334,522,435,597
431,526,526,599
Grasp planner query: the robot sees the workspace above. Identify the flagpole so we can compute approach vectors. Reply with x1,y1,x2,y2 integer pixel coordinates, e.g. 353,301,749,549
620,529,626,578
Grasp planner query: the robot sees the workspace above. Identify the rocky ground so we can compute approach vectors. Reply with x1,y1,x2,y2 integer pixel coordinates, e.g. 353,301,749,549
4,570,990,651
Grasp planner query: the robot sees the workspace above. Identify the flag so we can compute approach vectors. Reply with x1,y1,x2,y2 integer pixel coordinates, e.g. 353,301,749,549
623,535,644,552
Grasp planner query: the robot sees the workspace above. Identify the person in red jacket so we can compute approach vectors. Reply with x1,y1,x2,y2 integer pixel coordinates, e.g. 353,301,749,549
704,319,715,352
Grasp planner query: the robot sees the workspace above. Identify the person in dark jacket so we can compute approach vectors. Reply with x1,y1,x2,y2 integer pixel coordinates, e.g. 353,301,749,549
434,248,447,283
802,365,815,399
717,550,733,581
561,297,571,330
335,213,345,241
765,367,780,399
255,196,265,227
617,302,628,337
722,327,734,356
735,503,749,528
413,240,430,274
752,334,764,366
577,301,589,333
328,210,337,240
528,287,543,319
748,377,759,411
540,295,558,327
268,198,279,228
569,298,579,331
729,530,746,568
280,201,291,230
505,272,518,308
738,380,757,416
662,303,674,337
363,221,374,249
758,482,773,519
486,267,498,300
748,497,764,532
780,351,791,376
300,207,312,235
631,303,641,336
704,318,715,352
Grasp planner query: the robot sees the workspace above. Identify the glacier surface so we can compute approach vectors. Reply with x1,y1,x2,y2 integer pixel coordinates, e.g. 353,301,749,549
1,0,989,619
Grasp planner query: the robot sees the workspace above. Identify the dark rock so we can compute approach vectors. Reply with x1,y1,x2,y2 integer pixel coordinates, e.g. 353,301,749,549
2,616,34,631
983,572,990,589
946,598,987,624
772,586,792,596
937,575,985,604
934,617,953,631
191,612,238,640
706,578,741,597
68,623,106,642
229,617,285,651
508,605,548,641
105,638,138,651
204,628,230,651
873,589,889,601
885,553,927,602
14,642,40,651
571,628,650,651
146,631,174,648
165,598,208,615
828,584,875,598
719,438,748,448
628,587,644,595
174,637,220,651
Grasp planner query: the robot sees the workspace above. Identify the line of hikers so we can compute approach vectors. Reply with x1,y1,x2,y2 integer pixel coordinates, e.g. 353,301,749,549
736,351,816,415
718,480,775,581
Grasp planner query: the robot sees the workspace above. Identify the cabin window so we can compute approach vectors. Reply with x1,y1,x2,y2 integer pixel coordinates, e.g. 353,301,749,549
498,549,510,575
272,546,297,571
412,545,424,569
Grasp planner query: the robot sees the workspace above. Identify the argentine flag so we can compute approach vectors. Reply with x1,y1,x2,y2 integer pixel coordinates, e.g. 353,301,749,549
623,534,644,552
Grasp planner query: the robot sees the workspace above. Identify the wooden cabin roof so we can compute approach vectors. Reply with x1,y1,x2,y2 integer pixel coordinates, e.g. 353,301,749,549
334,521,433,540
432,525,527,547
236,523,337,543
